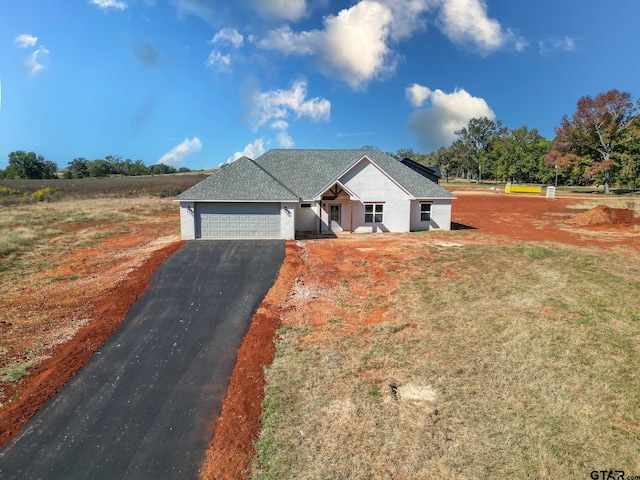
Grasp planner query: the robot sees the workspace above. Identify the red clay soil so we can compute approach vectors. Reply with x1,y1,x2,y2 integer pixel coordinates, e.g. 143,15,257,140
451,190,640,250
0,241,184,449
199,241,305,480
564,204,636,226
2,192,639,478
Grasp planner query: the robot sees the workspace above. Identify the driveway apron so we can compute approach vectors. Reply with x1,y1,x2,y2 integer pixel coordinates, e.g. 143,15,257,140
0,240,285,479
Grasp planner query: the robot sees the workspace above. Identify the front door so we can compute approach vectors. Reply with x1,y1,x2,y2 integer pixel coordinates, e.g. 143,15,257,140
329,204,342,231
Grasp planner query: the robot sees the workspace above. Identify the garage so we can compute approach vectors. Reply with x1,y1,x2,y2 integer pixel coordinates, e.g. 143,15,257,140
195,203,281,239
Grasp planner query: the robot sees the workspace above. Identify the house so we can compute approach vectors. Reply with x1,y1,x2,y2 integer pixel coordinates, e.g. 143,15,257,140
174,149,456,240
399,157,442,184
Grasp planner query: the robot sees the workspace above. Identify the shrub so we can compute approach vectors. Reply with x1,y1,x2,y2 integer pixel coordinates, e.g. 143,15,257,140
0,186,19,196
30,187,57,202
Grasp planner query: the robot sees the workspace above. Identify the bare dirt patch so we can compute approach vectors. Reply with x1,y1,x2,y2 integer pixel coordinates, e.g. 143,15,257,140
565,204,637,226
451,190,640,250
0,198,183,448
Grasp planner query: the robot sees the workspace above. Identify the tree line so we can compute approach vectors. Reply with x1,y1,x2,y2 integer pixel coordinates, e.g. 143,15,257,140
0,152,191,179
392,89,640,191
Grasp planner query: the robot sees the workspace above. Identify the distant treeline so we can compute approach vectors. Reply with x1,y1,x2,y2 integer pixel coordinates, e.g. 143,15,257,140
389,89,640,191
0,151,194,180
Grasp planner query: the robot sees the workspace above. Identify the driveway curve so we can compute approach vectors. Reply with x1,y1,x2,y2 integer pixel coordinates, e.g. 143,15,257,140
0,240,285,479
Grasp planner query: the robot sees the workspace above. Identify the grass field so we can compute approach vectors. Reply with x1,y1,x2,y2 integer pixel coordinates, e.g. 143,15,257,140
0,174,208,205
254,240,640,479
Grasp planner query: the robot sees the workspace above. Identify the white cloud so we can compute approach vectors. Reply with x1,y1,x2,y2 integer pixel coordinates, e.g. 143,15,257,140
406,83,433,107
255,0,307,21
270,120,295,148
249,79,330,131
258,1,397,90
206,28,244,73
25,46,50,77
257,25,315,55
257,0,523,90
205,51,232,72
539,36,576,55
211,28,244,49
277,131,295,148
407,85,495,150
378,0,439,41
226,139,266,164
157,137,202,166
316,1,395,90
14,34,38,48
90,0,128,11
437,0,525,54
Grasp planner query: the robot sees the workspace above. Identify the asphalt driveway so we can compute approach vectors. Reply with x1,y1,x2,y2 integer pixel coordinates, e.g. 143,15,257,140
0,240,285,479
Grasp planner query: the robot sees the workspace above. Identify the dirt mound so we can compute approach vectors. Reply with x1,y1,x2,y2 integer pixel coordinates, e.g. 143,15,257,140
565,204,636,226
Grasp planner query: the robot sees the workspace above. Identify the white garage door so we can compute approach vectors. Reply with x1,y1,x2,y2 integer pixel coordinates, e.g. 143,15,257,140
195,203,281,239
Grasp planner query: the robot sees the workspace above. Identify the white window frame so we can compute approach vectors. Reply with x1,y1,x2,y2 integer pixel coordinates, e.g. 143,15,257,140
364,203,384,223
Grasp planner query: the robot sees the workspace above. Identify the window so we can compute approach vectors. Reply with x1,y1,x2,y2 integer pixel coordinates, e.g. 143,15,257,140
365,203,383,223
420,203,431,222
330,204,341,222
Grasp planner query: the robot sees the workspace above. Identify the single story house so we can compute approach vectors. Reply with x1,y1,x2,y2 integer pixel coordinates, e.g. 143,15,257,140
175,149,456,240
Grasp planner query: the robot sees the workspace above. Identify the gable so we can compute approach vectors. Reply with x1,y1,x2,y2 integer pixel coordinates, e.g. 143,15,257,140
338,156,411,200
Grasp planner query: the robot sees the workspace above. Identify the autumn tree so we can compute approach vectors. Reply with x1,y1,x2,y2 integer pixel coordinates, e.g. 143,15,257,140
547,89,639,193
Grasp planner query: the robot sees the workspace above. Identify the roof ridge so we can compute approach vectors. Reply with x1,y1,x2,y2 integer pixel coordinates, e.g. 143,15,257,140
249,158,301,200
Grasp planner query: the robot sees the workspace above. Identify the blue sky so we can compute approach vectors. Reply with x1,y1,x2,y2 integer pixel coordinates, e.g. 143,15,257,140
1,0,639,170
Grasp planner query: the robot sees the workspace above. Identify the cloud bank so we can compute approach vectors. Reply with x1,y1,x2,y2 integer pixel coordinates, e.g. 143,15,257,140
406,84,495,150
257,0,526,90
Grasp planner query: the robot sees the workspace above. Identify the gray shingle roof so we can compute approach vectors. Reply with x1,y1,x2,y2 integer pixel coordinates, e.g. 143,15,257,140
174,156,298,201
255,149,455,200
175,150,455,202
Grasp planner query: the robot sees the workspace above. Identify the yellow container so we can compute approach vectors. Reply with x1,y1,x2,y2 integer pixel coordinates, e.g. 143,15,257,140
505,184,542,194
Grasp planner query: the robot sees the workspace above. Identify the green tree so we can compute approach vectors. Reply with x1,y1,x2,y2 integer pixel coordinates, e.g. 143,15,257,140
150,163,177,175
4,151,58,179
547,89,639,193
493,127,552,183
65,158,90,178
428,146,459,183
86,159,114,177
455,118,507,182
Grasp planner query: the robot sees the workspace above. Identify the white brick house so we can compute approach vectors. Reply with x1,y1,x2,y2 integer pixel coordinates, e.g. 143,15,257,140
175,149,456,240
